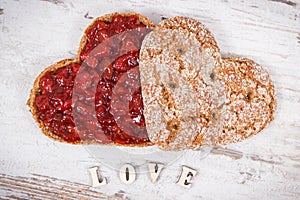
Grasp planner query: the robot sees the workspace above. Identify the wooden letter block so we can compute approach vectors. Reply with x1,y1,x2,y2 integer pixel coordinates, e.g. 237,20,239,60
176,166,197,189
88,166,107,187
148,162,164,183
119,164,136,184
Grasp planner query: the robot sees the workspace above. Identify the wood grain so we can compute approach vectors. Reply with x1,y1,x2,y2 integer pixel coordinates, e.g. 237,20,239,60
0,173,127,200
0,0,299,199
268,0,297,7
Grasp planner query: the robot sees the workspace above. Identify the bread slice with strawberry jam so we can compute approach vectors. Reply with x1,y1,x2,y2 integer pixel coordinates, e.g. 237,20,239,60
27,12,155,146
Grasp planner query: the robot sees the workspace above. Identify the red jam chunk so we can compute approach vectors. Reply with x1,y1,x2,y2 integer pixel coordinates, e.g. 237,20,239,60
95,50,148,144
80,14,148,62
35,63,80,143
34,14,151,144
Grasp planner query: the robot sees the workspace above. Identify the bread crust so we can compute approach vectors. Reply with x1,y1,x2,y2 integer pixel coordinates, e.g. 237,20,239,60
27,12,154,146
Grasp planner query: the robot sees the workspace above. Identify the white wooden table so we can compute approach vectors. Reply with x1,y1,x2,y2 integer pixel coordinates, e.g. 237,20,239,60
0,0,299,199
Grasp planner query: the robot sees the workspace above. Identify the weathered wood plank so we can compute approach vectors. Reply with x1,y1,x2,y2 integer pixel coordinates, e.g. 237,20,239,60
0,173,127,200
0,0,299,199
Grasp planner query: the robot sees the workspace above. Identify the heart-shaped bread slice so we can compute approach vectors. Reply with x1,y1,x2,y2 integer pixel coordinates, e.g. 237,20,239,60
139,16,227,150
27,12,154,146
139,16,275,150
214,57,276,146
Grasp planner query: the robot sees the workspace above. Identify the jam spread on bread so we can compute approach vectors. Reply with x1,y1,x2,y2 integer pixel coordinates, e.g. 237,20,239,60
34,14,151,144
29,13,275,149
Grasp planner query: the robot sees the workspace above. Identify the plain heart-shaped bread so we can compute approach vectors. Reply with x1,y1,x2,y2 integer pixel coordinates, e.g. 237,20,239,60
139,16,226,150
139,16,275,150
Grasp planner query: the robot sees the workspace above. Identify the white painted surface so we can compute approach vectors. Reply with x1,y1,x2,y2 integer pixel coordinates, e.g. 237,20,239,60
0,0,299,199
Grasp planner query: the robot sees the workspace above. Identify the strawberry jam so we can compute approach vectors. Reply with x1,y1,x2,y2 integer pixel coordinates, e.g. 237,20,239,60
34,14,151,144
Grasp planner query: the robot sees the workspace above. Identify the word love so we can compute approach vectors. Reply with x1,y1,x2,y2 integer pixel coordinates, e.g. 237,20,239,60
89,163,197,189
